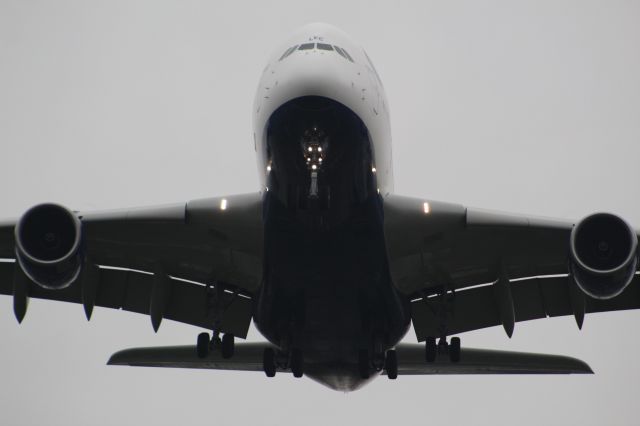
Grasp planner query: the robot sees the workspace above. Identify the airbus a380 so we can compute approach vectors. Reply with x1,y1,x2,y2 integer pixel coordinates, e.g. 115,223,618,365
1,23,639,392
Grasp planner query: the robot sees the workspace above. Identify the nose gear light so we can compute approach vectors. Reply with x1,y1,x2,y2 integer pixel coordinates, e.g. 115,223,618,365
301,127,328,199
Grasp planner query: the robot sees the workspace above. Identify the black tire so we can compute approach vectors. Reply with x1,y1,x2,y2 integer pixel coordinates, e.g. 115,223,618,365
450,336,461,363
221,334,235,359
291,348,304,378
263,348,276,377
196,332,210,359
385,350,398,380
425,336,436,362
358,349,370,379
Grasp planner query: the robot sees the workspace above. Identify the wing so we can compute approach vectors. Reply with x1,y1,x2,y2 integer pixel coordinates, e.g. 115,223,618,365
384,194,576,293
0,193,263,337
383,194,640,339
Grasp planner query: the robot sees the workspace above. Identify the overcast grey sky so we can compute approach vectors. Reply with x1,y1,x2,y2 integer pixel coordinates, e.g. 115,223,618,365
1,1,640,425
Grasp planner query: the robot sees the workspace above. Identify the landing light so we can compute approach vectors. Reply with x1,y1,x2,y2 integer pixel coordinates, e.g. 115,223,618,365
267,165,271,172
423,202,430,214
312,164,317,170
372,167,377,173
220,199,228,211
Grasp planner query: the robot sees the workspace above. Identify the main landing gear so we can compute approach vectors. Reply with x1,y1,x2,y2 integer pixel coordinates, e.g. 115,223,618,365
196,331,235,359
262,347,304,378
197,282,239,359
358,348,398,380
421,280,461,364
425,336,461,363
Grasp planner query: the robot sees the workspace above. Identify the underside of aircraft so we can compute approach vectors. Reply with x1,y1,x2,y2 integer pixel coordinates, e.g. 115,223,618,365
1,23,638,392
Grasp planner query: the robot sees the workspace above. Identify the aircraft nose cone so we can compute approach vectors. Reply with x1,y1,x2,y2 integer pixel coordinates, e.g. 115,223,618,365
280,53,352,101
256,50,363,121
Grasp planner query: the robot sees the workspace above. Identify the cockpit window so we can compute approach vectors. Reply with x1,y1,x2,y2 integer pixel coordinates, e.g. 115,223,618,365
281,42,354,62
340,47,354,62
334,46,347,59
279,45,298,61
333,46,354,63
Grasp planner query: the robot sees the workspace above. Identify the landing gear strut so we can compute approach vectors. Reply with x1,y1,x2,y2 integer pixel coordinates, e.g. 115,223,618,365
421,280,461,364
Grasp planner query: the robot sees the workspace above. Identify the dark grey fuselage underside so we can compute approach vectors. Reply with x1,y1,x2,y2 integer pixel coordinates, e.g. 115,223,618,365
253,97,411,391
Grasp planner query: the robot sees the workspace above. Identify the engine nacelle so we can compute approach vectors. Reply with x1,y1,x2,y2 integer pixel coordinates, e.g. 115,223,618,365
14,203,83,290
570,212,638,299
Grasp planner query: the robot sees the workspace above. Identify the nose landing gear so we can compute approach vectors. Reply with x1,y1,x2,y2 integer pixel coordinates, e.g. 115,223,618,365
301,126,330,209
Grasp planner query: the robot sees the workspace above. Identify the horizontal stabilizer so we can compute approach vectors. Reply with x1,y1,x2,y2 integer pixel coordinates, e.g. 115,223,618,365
109,342,593,376
108,343,280,372
392,343,593,375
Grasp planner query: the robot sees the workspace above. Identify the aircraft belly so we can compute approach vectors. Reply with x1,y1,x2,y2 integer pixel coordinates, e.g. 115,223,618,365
255,193,412,371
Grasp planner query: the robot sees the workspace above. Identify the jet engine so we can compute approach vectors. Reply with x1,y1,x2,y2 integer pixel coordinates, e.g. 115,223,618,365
14,203,83,290
569,212,638,299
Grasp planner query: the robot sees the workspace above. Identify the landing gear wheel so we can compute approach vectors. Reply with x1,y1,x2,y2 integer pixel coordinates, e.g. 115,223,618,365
263,348,276,377
385,350,398,380
221,334,235,359
425,336,436,362
196,332,210,359
449,336,461,363
291,348,304,378
358,349,370,379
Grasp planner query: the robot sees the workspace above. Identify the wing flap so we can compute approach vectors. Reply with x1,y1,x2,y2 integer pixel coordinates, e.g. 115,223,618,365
0,262,252,338
392,343,592,375
411,274,640,340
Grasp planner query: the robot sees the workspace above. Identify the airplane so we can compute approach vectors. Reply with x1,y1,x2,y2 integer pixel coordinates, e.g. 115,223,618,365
1,22,639,392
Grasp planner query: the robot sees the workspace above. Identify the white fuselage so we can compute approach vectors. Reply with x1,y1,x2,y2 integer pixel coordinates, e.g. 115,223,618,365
252,23,394,196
